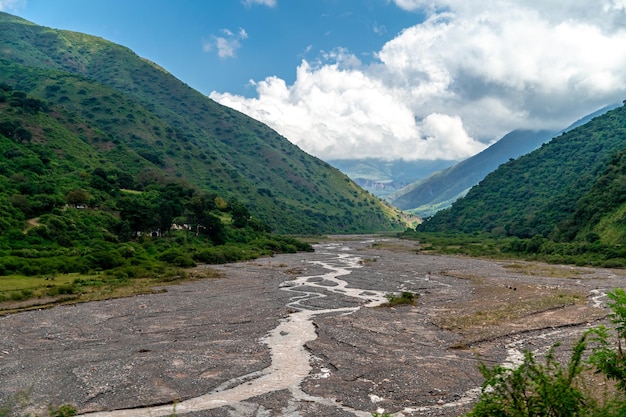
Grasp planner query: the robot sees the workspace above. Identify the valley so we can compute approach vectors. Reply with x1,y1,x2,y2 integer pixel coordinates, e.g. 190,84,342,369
0,236,620,417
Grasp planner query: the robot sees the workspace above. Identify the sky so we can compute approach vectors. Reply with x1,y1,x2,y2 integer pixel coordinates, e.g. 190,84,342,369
2,0,626,162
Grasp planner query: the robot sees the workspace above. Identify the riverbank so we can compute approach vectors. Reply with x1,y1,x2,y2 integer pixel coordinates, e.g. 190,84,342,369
0,236,622,416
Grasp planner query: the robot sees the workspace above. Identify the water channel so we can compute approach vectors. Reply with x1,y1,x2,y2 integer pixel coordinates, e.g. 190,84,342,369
2,237,612,417
81,243,388,417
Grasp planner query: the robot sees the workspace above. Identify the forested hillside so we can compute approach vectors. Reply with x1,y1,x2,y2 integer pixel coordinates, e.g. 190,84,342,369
0,83,318,280
391,104,619,218
418,103,626,243
389,129,556,215
0,12,406,235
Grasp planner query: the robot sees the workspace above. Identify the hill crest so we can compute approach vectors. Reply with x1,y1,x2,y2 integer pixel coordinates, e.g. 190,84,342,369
0,11,406,234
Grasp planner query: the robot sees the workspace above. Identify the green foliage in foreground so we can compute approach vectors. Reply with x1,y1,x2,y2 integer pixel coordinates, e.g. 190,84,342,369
401,230,626,268
467,289,626,416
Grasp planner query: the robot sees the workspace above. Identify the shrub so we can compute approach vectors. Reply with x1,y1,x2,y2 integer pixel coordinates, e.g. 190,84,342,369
384,291,417,306
48,284,75,296
86,250,125,270
467,340,587,417
48,404,77,417
588,289,626,393
10,289,33,301
467,288,626,416
158,248,196,267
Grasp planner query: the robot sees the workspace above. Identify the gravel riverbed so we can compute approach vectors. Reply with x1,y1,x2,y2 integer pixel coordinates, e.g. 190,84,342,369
1,236,623,416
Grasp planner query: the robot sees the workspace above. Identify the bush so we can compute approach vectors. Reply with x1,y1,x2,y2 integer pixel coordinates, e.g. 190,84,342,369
193,245,260,264
384,291,417,306
10,289,33,301
86,250,125,270
467,288,626,416
468,340,587,417
49,404,77,417
48,284,75,296
158,248,196,267
588,289,626,393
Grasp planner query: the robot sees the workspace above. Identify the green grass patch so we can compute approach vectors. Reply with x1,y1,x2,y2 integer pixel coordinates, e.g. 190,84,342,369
383,291,418,307
401,230,626,268
0,267,214,315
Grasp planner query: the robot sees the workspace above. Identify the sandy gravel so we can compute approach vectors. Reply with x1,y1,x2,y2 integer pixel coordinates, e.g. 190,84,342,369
0,236,623,417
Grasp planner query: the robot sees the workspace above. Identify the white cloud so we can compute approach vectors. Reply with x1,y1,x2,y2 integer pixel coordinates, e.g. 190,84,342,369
242,0,277,7
203,27,248,59
211,1,626,161
0,0,24,12
212,59,485,160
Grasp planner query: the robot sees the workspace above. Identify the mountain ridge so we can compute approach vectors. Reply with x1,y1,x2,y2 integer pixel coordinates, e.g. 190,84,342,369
418,102,626,243
0,12,406,234
389,103,620,217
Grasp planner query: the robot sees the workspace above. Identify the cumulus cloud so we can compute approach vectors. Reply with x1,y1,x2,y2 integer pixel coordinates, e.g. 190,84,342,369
211,0,626,161
203,28,248,59
242,0,277,7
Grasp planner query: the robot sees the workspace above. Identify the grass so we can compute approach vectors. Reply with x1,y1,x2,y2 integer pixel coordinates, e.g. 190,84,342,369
437,293,586,331
502,262,586,279
0,267,223,316
0,274,77,304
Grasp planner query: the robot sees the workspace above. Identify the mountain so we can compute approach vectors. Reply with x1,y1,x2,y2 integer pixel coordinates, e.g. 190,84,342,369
388,129,557,215
389,104,620,217
327,158,457,198
417,102,626,243
0,12,406,234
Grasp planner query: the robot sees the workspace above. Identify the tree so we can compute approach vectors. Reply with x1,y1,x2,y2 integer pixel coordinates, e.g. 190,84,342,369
156,201,174,236
184,193,226,243
0,120,32,143
9,194,32,217
229,200,250,228
202,212,226,244
118,194,158,236
66,189,91,206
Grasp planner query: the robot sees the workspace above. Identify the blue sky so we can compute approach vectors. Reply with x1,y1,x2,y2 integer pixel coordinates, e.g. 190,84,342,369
3,0,626,162
6,0,423,97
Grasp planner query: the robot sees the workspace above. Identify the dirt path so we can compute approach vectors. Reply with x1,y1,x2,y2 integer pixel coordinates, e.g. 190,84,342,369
0,236,622,416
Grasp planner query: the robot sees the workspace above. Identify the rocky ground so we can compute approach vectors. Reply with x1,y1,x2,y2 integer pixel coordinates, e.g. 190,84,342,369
0,236,623,417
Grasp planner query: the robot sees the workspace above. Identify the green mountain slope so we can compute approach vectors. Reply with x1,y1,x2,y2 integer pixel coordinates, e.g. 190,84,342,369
390,104,619,218
554,150,626,244
0,12,405,234
389,129,556,214
418,103,626,240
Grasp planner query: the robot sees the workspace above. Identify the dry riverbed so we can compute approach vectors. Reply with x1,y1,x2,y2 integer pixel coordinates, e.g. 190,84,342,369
0,236,623,416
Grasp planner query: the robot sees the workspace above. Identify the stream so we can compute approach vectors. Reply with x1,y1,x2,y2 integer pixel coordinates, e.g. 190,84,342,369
81,243,388,417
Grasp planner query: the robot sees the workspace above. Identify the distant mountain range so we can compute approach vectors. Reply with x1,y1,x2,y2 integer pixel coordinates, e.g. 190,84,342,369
327,158,457,198
0,12,407,234
387,104,620,217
